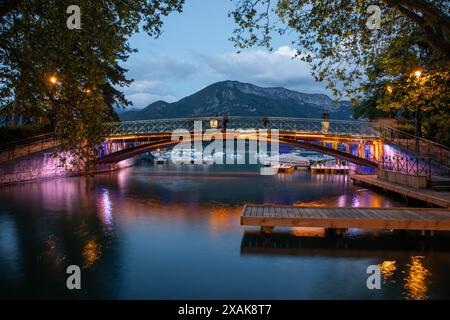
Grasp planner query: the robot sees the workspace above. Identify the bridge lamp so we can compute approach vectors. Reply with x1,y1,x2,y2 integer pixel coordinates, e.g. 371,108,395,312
209,118,219,129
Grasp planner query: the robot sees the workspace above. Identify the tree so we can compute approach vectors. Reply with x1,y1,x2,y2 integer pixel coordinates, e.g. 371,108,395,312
0,0,184,167
0,0,22,16
350,28,449,142
229,0,449,97
229,0,449,142
379,69,450,138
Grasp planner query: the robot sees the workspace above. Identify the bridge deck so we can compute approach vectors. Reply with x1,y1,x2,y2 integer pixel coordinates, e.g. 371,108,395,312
241,205,450,231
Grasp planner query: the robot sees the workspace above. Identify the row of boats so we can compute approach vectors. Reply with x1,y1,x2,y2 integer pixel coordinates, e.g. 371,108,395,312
144,149,348,174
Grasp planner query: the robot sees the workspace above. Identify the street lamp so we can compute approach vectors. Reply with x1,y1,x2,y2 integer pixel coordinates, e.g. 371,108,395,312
49,76,58,84
411,69,424,138
413,70,422,79
386,85,393,94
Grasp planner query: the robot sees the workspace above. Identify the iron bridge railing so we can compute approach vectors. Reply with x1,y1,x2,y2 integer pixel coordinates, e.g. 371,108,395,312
106,117,380,138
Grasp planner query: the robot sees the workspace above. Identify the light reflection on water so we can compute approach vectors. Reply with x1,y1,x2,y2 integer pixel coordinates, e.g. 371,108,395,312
379,260,397,282
404,256,431,300
0,162,449,299
83,239,102,268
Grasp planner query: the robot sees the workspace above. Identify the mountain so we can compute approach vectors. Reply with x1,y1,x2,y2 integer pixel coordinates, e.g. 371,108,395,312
119,80,353,121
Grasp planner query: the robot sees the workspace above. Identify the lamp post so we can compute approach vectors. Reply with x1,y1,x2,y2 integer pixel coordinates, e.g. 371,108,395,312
386,84,394,118
48,75,60,131
412,69,423,138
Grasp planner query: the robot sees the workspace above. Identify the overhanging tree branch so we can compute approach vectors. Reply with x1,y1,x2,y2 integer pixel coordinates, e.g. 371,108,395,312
0,0,22,16
385,0,450,62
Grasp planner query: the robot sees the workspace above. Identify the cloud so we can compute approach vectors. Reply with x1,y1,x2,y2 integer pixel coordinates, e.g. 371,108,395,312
123,79,178,108
126,55,198,82
129,80,162,92
198,46,328,94
122,54,200,108
121,46,331,109
126,93,178,108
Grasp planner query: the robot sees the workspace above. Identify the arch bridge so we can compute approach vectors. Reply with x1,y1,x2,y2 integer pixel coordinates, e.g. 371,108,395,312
99,117,382,167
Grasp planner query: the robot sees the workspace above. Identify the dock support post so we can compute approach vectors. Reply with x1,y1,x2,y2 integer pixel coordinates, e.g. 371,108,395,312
325,228,335,237
261,226,274,235
326,228,347,238
335,228,347,237
417,230,435,239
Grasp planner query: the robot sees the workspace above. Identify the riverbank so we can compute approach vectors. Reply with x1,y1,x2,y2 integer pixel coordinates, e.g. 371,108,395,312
0,152,136,186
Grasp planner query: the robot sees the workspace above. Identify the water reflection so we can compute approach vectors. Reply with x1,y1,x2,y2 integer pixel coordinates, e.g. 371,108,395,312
83,238,102,267
98,189,113,229
404,256,431,300
379,260,397,283
240,232,441,300
0,215,20,281
240,232,450,257
208,205,241,236
0,163,448,299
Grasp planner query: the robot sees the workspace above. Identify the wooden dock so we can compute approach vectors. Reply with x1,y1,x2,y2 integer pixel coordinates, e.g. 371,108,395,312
351,174,450,209
241,204,450,233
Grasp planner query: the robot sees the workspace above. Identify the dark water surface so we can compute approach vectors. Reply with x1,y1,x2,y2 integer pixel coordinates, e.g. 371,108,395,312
1,162,450,299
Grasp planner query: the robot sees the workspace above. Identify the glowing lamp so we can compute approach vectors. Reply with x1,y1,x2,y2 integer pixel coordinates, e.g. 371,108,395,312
209,118,219,129
413,70,422,78
386,85,393,94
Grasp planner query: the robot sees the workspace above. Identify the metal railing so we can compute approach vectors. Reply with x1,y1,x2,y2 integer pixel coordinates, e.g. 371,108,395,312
381,156,431,177
0,133,57,163
381,126,450,168
106,117,380,138
0,132,55,151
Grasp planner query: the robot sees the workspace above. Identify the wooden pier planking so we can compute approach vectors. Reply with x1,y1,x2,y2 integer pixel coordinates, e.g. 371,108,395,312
351,174,450,209
241,205,450,231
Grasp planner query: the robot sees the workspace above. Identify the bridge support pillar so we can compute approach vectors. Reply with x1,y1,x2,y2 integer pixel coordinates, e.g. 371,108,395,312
373,140,382,161
332,140,340,164
357,143,365,159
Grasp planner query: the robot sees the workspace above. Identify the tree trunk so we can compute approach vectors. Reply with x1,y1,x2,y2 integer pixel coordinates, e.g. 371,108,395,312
10,98,19,126
415,105,422,138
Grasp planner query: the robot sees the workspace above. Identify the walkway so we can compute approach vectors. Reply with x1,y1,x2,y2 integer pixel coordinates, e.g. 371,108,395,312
351,174,450,208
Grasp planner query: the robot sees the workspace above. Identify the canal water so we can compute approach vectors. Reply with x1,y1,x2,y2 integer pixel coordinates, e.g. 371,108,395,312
1,161,450,299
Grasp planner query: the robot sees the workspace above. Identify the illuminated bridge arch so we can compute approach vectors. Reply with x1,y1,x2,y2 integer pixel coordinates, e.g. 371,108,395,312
97,134,379,168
